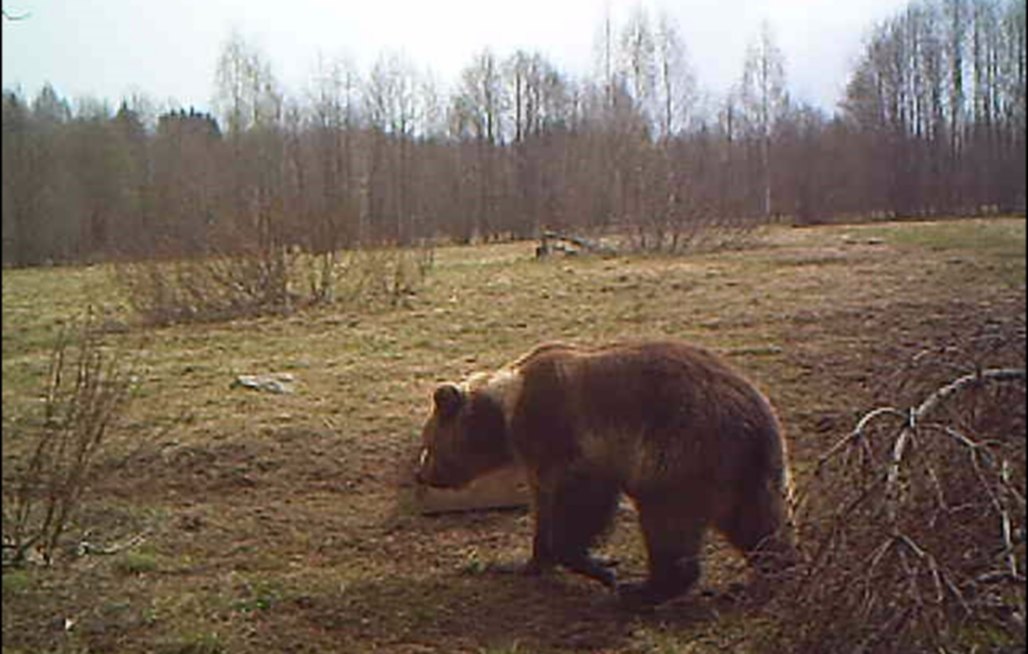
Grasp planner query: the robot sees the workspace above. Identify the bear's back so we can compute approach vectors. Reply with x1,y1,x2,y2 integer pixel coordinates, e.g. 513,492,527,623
509,340,785,495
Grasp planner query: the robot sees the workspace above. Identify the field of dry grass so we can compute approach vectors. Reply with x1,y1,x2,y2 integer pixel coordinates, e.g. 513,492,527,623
2,217,1025,653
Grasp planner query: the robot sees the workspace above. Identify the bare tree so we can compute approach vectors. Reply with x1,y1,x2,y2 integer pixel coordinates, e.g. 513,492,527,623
365,51,423,244
618,3,657,131
306,53,361,252
452,49,507,240
739,20,789,219
841,0,1025,217
654,11,696,140
2,2,1024,269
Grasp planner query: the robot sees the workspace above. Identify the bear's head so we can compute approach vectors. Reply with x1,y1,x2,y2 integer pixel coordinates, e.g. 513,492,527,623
415,378,515,489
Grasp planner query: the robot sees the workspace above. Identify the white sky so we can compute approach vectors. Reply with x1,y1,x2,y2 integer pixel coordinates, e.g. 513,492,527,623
2,0,912,116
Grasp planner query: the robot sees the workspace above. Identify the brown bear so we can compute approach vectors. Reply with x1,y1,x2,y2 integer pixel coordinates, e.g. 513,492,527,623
415,340,798,607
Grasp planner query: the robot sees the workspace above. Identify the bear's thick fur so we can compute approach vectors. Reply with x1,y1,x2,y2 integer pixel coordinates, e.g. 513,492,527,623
416,340,798,607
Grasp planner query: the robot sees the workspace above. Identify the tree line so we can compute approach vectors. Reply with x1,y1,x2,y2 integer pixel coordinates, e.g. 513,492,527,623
2,0,1025,267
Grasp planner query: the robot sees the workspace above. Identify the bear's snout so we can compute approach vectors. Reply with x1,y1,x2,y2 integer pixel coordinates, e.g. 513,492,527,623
414,447,471,489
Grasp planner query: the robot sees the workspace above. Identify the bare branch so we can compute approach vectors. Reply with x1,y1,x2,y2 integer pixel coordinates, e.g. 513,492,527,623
912,368,1026,423
769,362,1026,651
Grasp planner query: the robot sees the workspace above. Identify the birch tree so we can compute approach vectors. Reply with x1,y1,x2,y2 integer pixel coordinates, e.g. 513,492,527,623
739,20,789,218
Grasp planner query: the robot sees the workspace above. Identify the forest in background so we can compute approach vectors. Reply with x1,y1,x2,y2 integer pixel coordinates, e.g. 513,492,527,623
2,0,1025,267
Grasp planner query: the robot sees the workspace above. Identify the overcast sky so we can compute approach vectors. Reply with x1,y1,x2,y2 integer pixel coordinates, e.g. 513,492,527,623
2,0,912,117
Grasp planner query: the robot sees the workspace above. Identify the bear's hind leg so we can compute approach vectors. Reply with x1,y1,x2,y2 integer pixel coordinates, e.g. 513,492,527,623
619,497,705,608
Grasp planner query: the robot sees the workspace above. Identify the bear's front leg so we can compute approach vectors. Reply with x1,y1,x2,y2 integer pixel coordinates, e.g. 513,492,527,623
522,488,560,574
486,484,560,578
523,501,617,587
500,528,618,582
535,468,622,588
558,552,618,588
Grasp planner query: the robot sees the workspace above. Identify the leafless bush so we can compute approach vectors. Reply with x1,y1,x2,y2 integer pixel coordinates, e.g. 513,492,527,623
622,199,764,254
331,245,435,308
116,243,296,325
2,312,136,567
115,241,434,326
763,365,1026,653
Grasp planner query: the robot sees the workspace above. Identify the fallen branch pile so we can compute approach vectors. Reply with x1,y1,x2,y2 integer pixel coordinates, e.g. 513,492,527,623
766,367,1026,653
535,231,618,258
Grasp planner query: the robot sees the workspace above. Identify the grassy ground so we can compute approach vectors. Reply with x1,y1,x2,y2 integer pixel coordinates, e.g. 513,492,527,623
2,217,1025,653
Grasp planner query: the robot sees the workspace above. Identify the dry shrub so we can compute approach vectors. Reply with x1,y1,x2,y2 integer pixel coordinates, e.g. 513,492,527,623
623,207,763,254
764,365,1026,653
116,244,296,325
2,312,136,567
115,242,433,326
329,245,435,308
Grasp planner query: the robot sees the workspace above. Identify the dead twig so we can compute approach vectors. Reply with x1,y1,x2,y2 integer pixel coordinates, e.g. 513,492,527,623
766,365,1026,653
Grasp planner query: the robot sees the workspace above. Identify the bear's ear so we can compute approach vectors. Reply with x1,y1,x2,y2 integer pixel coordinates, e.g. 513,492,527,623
433,383,465,418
